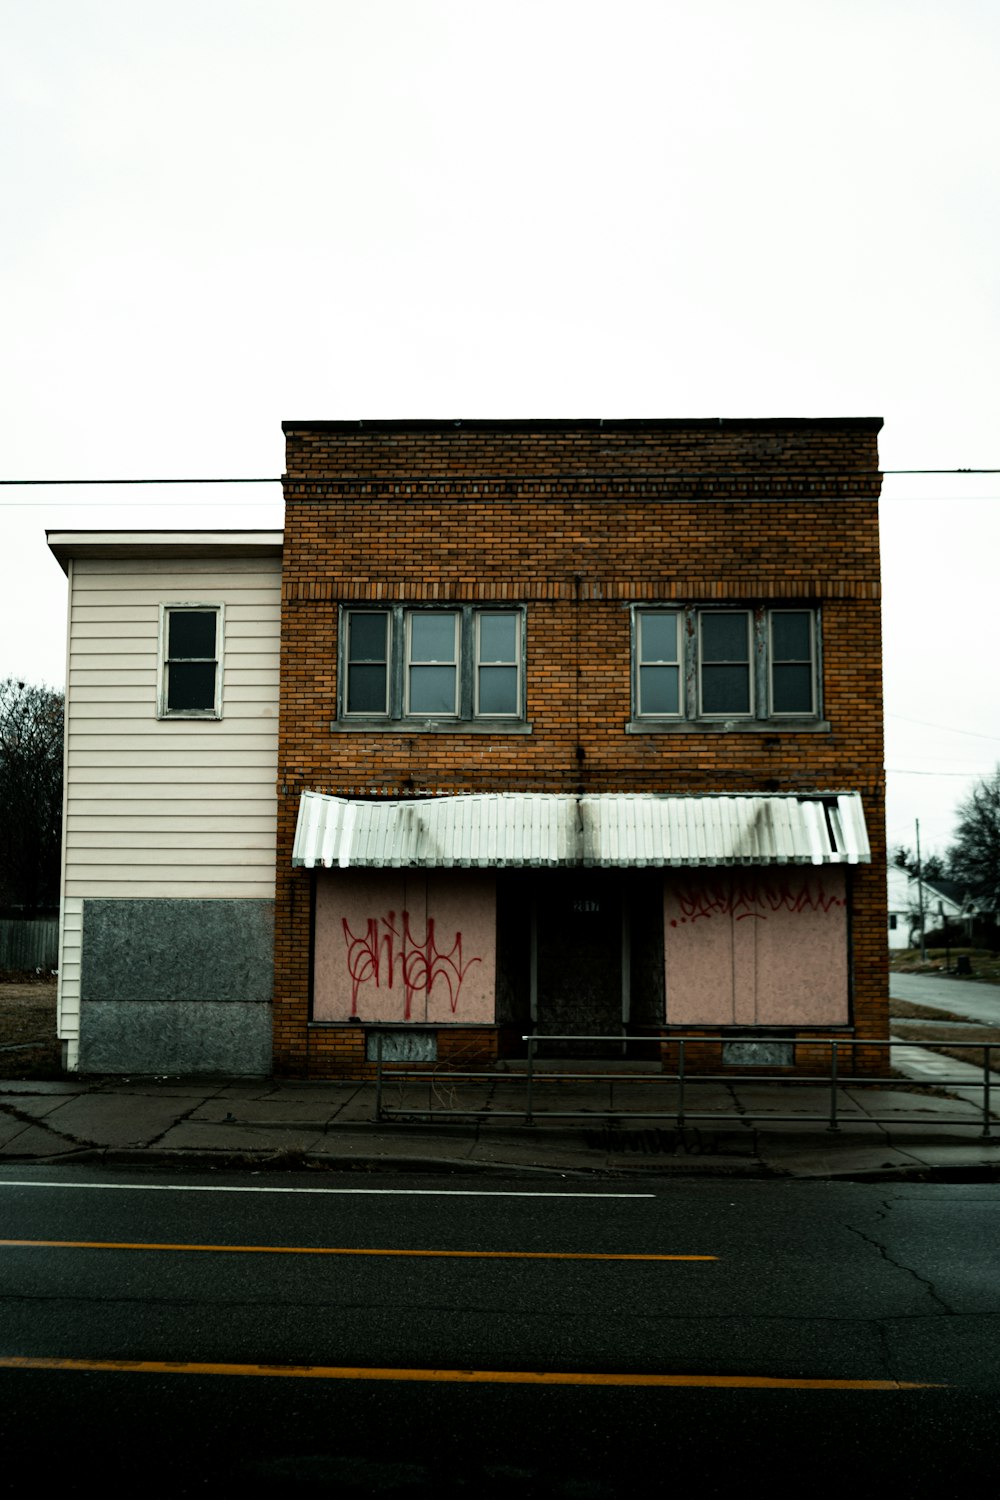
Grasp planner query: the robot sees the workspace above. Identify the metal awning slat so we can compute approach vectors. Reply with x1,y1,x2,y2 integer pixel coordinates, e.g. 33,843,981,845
292,791,872,871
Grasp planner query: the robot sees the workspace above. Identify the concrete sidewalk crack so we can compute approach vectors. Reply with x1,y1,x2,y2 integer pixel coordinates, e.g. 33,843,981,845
143,1097,206,1148
0,1100,91,1150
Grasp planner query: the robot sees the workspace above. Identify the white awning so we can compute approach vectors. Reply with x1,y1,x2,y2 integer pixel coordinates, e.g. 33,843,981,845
293,791,871,870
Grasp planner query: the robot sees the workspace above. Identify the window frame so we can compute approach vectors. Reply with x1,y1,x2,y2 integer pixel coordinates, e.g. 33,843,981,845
344,607,392,718
474,609,523,720
338,604,527,727
630,603,822,729
768,607,817,718
697,608,754,719
157,603,224,720
633,608,683,719
404,609,460,718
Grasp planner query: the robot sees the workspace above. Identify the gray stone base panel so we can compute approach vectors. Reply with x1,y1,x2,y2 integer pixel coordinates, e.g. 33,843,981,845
77,1001,272,1076
80,898,274,1004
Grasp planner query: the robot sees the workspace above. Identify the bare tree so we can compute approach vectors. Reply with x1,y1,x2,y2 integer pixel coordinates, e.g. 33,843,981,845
947,766,1000,912
0,679,64,909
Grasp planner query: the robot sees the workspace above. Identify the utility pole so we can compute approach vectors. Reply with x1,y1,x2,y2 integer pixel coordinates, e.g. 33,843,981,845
915,819,927,963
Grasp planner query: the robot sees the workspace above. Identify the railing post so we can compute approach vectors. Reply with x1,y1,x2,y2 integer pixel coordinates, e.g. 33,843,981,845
526,1035,535,1125
983,1045,992,1139
375,1030,384,1122
828,1041,839,1131
677,1039,685,1130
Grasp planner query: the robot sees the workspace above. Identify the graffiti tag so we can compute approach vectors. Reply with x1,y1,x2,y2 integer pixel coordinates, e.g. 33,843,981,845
670,880,845,926
341,909,482,1018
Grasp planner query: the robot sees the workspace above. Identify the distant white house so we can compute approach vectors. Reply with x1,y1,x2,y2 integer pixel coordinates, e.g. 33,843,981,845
886,865,972,950
47,530,282,1074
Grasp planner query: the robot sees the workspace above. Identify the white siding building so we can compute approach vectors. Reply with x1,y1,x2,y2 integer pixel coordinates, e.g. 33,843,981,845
48,531,282,1073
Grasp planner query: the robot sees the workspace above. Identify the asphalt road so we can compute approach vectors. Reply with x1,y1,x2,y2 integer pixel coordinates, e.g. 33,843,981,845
2,1166,999,1495
891,972,1000,1023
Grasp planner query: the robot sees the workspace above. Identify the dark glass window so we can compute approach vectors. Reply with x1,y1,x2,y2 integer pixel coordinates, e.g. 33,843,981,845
346,611,390,715
770,611,815,714
164,609,219,714
700,611,751,715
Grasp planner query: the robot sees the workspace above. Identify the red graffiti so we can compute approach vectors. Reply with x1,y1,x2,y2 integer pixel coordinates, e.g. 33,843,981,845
341,909,482,1018
670,879,845,926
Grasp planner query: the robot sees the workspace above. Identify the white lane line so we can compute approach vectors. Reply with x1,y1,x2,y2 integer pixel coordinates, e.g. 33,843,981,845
0,1181,653,1199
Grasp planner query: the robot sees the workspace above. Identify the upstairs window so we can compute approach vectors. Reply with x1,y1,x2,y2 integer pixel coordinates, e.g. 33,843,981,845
345,610,390,715
769,610,816,715
632,605,821,726
159,605,223,718
406,611,460,716
699,611,752,716
340,605,525,725
475,611,521,716
635,609,681,717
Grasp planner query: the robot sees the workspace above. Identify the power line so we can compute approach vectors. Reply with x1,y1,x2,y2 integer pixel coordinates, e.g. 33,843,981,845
885,768,992,778
0,477,281,486
886,714,1000,744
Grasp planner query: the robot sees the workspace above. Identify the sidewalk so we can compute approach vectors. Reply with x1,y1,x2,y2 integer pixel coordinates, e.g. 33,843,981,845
2,1051,999,1181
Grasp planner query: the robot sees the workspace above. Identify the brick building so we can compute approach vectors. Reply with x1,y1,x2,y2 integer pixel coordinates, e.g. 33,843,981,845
276,418,886,1078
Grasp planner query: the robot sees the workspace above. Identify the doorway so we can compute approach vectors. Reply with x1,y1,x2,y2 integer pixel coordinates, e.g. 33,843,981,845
533,872,625,1056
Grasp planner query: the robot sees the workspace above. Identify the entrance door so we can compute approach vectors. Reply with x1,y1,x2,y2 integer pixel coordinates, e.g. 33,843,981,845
534,873,624,1055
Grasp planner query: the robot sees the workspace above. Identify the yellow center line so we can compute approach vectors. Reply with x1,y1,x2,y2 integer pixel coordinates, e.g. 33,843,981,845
0,1239,715,1262
0,1356,940,1389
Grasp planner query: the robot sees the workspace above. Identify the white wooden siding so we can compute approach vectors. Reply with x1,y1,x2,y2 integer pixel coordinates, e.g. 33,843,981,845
63,556,281,900
56,895,82,1069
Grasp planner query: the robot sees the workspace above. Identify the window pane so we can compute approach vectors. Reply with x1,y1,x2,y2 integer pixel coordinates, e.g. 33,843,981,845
167,661,216,711
410,612,456,662
701,664,750,714
639,612,677,663
639,664,679,715
479,613,517,663
409,665,457,714
772,663,813,714
478,665,518,715
347,663,388,714
700,612,749,661
771,612,811,661
168,611,216,659
349,612,388,661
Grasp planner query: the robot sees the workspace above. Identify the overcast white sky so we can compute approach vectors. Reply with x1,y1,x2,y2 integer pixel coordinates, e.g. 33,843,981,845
2,0,998,859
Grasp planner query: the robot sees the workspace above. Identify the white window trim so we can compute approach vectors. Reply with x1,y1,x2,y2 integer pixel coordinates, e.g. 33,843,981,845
157,602,224,720
474,610,523,719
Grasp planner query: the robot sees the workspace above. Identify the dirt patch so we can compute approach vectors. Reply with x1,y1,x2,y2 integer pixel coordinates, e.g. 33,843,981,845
0,980,61,1078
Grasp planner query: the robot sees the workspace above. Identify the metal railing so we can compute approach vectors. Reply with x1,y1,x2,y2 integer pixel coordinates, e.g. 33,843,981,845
372,1032,997,1137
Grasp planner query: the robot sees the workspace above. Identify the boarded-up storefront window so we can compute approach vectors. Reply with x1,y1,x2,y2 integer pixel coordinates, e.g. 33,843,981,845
663,869,848,1026
313,870,496,1024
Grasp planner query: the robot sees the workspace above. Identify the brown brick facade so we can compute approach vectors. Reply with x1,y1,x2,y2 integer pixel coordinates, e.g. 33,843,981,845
275,419,886,1077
